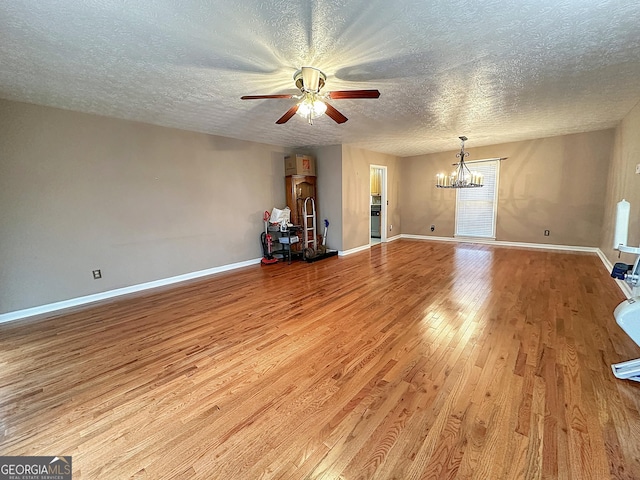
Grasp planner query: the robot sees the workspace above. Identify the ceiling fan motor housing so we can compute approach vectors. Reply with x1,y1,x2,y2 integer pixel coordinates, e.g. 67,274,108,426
294,67,326,93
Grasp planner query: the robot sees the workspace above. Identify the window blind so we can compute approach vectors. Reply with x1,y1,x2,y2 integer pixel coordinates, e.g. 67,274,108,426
455,161,499,238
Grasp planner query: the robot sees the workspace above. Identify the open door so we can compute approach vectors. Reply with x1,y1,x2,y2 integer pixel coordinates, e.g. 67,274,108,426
370,165,388,244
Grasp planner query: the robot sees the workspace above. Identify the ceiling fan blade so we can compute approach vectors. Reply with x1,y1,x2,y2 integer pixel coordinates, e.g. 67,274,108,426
324,103,348,124
327,90,381,99
276,105,300,124
241,94,294,100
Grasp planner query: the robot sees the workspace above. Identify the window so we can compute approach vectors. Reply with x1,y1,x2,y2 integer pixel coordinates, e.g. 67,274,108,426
455,160,500,238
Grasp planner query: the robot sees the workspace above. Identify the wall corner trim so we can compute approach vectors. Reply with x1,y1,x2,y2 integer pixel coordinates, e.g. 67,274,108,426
0,257,263,324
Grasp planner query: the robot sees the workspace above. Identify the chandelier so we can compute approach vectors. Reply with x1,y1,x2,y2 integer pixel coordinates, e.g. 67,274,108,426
435,136,484,188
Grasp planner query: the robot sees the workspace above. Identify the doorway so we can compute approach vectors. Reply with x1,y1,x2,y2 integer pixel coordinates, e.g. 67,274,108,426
370,165,387,244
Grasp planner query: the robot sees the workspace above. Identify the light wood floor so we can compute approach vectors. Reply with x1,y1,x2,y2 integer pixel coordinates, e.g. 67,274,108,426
1,240,639,479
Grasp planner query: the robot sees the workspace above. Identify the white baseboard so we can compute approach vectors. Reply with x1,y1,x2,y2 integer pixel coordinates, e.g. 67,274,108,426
338,235,402,256
340,234,600,258
3,240,628,324
402,234,460,243
0,257,262,324
401,234,599,252
339,244,371,256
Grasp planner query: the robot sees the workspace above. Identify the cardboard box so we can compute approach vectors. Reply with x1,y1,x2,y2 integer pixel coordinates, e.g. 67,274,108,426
285,154,316,176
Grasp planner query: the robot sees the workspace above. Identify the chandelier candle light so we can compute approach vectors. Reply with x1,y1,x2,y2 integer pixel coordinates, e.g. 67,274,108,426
436,136,484,188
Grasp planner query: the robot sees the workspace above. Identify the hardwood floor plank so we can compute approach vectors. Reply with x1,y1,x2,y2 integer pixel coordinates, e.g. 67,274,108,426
1,240,639,479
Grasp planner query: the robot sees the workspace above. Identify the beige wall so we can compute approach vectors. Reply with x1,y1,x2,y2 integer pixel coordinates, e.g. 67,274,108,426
0,99,287,313
341,146,401,251
312,145,343,251
400,151,457,237
401,130,614,247
600,100,640,267
3,95,624,316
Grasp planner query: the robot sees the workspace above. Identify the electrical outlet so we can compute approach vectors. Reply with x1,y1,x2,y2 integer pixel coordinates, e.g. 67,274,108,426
636,163,640,174
389,225,393,231
430,225,435,232
92,269,102,279
544,230,550,236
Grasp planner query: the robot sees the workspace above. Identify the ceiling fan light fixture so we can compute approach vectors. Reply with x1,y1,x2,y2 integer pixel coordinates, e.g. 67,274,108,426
296,93,327,124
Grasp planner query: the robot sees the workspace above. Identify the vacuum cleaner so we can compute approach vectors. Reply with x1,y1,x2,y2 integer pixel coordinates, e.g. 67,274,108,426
260,210,278,265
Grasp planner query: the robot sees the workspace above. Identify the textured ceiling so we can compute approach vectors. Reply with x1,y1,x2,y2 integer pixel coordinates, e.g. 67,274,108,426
1,0,640,156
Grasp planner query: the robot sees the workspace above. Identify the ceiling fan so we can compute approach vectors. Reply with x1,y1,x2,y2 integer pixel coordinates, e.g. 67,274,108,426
241,66,380,125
